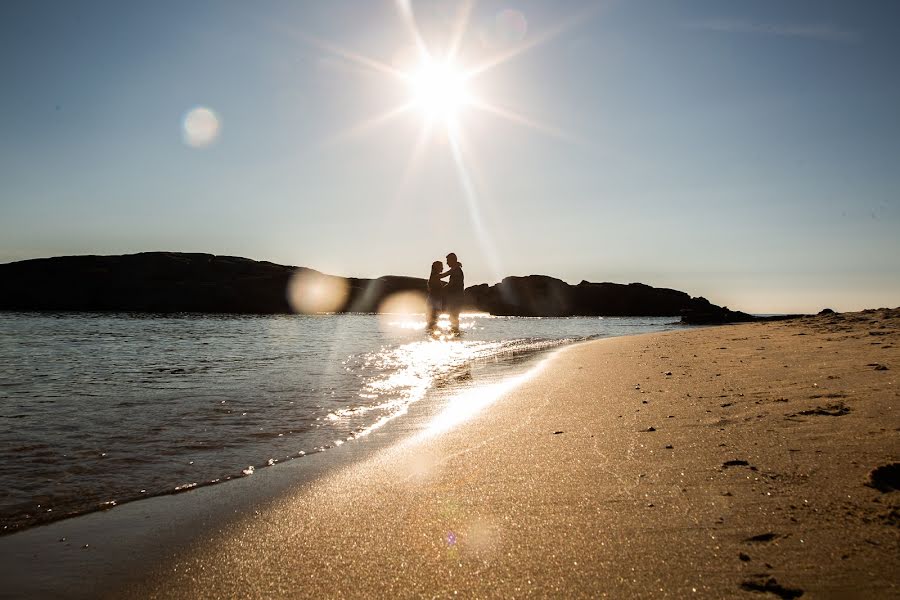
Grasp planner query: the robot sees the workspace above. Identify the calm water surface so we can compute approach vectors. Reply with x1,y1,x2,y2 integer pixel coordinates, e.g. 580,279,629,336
0,312,680,532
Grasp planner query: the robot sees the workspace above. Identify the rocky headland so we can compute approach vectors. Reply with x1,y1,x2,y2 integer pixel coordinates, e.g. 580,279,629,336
0,252,786,322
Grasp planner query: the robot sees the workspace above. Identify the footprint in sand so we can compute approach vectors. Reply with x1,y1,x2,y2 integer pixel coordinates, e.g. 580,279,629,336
809,392,848,399
740,576,804,599
867,463,900,493
790,402,850,417
743,532,782,543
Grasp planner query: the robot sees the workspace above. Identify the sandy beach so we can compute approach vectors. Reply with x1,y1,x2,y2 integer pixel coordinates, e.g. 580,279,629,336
108,309,896,598
3,309,898,599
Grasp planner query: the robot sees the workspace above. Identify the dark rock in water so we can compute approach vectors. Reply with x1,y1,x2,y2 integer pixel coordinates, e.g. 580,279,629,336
680,305,757,324
680,305,806,325
0,252,745,318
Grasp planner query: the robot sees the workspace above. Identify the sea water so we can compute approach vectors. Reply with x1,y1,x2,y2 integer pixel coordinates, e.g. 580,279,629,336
0,312,679,532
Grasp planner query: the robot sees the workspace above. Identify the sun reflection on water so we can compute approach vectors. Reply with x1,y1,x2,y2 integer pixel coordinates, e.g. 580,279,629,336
323,316,506,440
320,314,589,449
387,312,483,331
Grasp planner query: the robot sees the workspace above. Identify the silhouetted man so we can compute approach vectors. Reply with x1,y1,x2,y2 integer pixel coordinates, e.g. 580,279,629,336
441,252,464,332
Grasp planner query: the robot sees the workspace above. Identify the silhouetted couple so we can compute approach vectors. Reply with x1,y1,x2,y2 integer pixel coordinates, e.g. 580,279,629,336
427,252,464,334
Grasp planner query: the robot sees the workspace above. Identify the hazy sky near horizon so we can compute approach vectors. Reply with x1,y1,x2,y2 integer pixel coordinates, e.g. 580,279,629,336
1,1,898,313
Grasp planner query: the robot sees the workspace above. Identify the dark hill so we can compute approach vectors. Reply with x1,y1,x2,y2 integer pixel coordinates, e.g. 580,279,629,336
0,253,422,314
0,252,758,322
465,276,721,317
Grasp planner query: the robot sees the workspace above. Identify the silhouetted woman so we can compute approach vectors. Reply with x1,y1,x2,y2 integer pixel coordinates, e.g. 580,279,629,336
426,260,445,331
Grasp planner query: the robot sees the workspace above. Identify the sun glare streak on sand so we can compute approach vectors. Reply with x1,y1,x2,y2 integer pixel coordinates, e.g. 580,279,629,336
417,354,548,439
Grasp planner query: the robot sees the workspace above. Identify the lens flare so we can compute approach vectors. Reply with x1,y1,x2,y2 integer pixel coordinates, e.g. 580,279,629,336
495,9,528,44
182,107,220,148
378,290,426,315
286,270,350,314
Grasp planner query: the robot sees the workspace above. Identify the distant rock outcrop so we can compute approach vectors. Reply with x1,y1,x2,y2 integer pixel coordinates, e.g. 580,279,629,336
464,275,719,317
0,253,426,314
0,252,771,322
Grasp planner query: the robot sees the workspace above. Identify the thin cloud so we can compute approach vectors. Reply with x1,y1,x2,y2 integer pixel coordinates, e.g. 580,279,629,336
685,18,860,43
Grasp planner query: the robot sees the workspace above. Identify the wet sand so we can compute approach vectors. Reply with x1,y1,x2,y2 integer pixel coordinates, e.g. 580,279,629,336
111,308,898,598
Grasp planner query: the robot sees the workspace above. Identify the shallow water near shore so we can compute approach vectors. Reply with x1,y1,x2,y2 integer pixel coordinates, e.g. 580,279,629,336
0,312,680,532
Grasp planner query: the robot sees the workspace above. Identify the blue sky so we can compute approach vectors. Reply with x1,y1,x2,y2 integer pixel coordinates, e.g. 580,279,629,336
1,0,898,312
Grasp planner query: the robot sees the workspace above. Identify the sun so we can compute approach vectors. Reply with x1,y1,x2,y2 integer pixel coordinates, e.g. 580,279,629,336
406,57,471,121
299,2,584,146
298,2,583,153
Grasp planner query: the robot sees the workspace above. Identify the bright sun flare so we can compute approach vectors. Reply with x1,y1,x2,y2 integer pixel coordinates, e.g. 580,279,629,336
303,1,584,145
407,58,471,121
289,1,586,300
